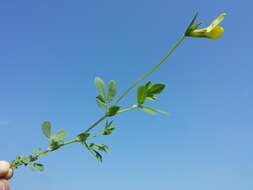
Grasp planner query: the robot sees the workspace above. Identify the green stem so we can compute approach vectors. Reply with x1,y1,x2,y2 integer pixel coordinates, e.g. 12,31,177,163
63,139,78,146
114,35,186,105
84,115,108,133
11,34,186,171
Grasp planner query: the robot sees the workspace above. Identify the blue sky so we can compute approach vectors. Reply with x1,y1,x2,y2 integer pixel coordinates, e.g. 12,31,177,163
0,1,252,190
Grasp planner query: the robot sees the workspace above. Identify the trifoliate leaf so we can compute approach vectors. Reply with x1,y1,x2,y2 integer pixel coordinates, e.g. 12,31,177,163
103,121,116,135
84,142,103,162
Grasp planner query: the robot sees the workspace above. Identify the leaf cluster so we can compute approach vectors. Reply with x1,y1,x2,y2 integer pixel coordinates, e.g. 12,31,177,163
95,77,120,116
11,155,44,171
42,121,68,151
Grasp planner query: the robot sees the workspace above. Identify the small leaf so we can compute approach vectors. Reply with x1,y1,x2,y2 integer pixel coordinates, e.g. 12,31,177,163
54,130,68,141
84,142,103,162
141,107,157,115
30,163,44,171
145,81,152,90
20,156,32,165
103,121,116,135
141,106,170,116
96,95,107,109
33,149,46,157
108,80,117,101
42,121,51,139
48,141,63,151
90,143,109,153
137,85,146,105
148,84,165,94
145,95,157,101
48,130,68,151
107,105,120,116
91,149,103,162
95,77,106,99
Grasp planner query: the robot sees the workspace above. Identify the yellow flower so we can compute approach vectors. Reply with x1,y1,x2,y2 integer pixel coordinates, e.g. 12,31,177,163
188,13,226,39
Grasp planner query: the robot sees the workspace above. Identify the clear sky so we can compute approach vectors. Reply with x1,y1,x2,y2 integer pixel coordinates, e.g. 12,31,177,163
0,1,252,190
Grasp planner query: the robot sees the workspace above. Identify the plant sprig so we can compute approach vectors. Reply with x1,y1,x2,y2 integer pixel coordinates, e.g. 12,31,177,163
10,12,226,171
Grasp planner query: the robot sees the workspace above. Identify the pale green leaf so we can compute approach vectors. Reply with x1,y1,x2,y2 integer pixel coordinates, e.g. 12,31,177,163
108,80,117,101
41,121,51,139
95,77,106,99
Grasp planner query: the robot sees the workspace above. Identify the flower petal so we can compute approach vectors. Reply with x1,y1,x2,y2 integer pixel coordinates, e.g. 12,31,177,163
206,13,226,32
206,25,225,39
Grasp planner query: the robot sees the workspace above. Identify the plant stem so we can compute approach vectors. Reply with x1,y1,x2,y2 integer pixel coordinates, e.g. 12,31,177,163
114,35,186,105
63,139,78,146
83,115,108,133
11,34,187,171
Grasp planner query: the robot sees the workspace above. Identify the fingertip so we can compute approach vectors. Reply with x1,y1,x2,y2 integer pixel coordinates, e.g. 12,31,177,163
0,161,10,178
3,169,13,180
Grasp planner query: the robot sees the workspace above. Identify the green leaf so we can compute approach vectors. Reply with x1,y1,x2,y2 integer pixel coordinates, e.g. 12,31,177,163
141,107,157,115
54,130,68,141
108,80,117,101
48,130,68,151
48,140,63,151
95,77,106,99
41,121,51,139
107,105,120,116
30,163,44,171
145,94,157,101
141,106,169,116
137,85,146,105
32,149,46,157
90,143,109,153
20,156,33,165
103,121,116,135
96,95,107,109
83,142,103,162
145,81,152,90
91,149,103,162
148,84,165,94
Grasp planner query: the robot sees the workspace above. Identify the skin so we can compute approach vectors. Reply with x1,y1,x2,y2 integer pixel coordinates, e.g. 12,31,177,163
0,161,13,190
